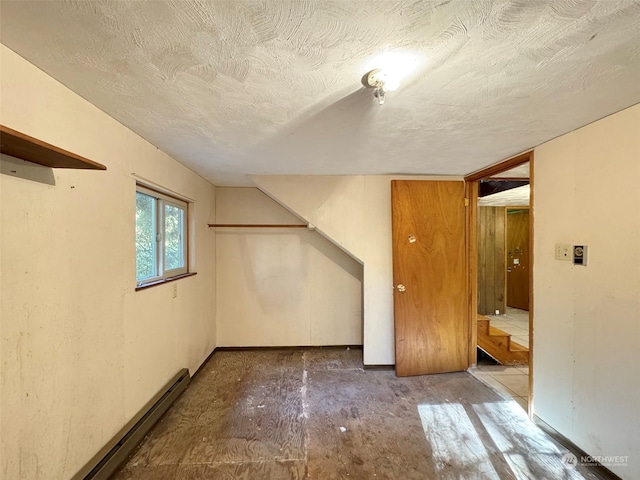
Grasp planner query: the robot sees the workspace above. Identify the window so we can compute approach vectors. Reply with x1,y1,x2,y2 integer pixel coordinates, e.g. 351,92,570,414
136,185,188,286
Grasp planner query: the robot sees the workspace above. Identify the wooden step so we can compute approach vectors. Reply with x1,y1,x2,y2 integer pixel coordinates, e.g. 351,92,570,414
509,341,528,352
477,315,529,365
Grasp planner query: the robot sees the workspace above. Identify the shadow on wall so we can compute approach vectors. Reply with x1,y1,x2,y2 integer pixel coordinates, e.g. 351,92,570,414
258,174,365,242
1,154,56,185
307,229,363,282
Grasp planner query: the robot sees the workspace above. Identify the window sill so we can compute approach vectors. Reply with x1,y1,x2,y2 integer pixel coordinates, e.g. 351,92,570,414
135,272,197,291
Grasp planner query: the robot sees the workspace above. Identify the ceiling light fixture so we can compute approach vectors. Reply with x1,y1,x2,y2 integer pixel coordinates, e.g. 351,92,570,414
362,69,397,105
361,50,421,105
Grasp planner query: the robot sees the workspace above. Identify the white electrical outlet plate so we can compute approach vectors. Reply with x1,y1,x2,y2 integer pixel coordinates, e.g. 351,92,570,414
555,243,572,261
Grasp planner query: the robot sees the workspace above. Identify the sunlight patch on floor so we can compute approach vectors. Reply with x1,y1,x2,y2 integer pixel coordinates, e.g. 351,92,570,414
473,402,586,479
418,401,587,480
418,403,500,479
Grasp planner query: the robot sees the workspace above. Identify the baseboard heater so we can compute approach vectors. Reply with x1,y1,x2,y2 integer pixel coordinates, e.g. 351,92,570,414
71,368,191,480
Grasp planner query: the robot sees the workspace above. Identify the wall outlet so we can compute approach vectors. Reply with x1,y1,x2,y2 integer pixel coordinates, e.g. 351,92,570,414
172,283,178,298
555,243,572,261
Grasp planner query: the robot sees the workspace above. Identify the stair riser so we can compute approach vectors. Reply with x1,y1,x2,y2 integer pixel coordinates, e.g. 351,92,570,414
477,316,529,365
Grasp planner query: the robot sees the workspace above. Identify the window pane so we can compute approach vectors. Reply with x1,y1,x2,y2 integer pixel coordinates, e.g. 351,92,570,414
164,203,185,271
136,192,157,281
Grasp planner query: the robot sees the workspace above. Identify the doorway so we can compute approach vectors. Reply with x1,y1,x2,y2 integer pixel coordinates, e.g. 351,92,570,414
465,152,534,415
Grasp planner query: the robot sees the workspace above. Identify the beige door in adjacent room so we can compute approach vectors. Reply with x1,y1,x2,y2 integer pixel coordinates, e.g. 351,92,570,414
391,180,469,376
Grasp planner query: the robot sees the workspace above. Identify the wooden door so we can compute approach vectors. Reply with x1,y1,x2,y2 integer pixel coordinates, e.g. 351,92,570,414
391,180,468,377
506,209,529,310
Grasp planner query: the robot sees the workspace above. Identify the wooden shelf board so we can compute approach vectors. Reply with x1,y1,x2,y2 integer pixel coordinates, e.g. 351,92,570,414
208,224,307,228
0,125,107,170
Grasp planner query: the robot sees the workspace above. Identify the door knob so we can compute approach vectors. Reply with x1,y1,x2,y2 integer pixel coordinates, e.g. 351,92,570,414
396,284,406,292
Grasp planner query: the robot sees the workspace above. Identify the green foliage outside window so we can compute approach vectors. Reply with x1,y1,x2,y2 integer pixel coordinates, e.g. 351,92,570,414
136,192,156,281
164,204,184,271
136,188,187,284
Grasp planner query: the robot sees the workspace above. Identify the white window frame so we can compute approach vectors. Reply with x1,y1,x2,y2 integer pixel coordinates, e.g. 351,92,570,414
136,185,189,286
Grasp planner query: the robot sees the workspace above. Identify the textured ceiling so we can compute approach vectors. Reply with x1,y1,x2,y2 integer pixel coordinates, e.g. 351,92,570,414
1,1,640,185
490,163,529,179
478,185,530,207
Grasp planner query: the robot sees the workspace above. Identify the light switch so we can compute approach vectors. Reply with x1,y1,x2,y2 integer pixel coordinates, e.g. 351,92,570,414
555,243,572,261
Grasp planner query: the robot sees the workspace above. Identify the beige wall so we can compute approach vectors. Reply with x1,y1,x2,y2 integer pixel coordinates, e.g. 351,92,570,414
253,175,462,365
0,45,217,479
533,104,640,478
215,188,362,347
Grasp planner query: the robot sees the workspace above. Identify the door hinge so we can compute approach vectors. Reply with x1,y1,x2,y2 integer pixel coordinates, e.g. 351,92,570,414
464,198,469,207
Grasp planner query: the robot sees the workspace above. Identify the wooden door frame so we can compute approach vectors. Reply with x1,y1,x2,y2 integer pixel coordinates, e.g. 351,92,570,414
465,150,534,416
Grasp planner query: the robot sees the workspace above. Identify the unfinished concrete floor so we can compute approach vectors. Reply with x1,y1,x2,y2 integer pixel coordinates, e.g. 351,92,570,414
113,348,604,479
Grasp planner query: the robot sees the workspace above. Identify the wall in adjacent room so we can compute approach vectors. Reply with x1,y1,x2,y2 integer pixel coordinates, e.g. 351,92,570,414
477,206,506,315
0,45,217,479
215,187,362,347
533,103,640,479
